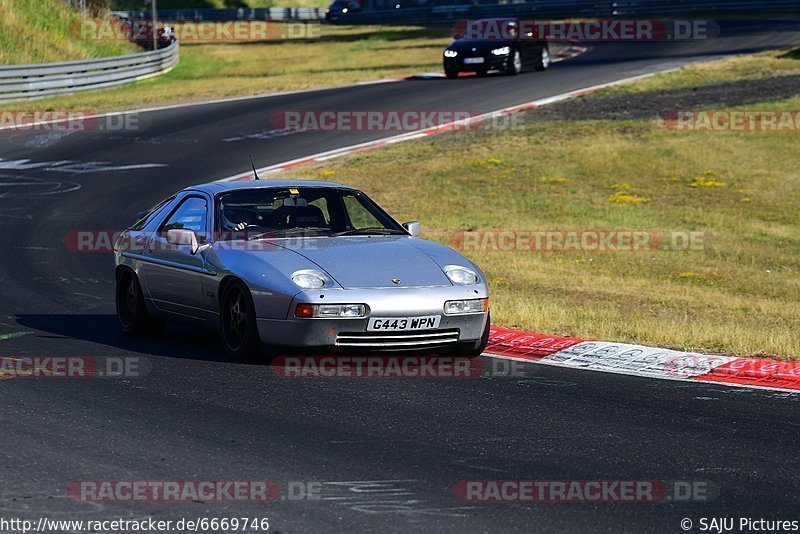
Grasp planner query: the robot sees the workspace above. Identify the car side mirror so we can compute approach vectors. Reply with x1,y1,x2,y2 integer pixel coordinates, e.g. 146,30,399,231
402,221,421,237
167,228,201,254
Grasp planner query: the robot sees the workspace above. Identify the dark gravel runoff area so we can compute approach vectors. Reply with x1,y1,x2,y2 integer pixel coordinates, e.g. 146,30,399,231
525,74,800,122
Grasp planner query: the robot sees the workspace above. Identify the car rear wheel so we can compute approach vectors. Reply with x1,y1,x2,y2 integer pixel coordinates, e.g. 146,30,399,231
220,280,263,362
534,44,550,71
116,269,163,336
506,49,522,75
450,312,490,358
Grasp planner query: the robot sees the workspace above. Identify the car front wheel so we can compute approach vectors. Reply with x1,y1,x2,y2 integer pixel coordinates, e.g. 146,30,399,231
506,49,522,75
534,45,550,71
220,279,263,362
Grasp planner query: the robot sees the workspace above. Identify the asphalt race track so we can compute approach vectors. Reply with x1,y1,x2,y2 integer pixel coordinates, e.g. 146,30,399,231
1,20,799,533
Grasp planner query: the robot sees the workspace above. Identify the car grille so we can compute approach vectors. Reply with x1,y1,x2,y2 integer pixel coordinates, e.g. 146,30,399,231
335,329,460,350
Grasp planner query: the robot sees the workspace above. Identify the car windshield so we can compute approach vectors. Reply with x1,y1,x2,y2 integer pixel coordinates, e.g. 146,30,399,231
454,19,518,40
216,186,406,239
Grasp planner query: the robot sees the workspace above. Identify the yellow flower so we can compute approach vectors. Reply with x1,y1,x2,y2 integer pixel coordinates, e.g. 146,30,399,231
689,176,725,188
608,191,651,204
320,170,336,177
539,176,569,183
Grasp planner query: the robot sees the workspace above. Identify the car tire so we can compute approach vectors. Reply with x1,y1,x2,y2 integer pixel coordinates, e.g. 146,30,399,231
450,312,490,358
220,279,263,362
116,268,164,336
534,44,550,71
445,67,459,79
506,49,522,75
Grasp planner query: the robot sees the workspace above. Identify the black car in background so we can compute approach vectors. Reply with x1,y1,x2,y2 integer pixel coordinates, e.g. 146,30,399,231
325,0,362,22
325,0,419,22
443,18,550,78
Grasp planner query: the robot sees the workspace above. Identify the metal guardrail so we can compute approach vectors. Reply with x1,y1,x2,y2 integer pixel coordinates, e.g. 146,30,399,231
0,40,179,103
330,0,800,25
113,8,327,22
115,1,800,25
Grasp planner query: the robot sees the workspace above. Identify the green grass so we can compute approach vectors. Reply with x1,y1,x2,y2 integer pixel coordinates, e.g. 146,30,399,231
0,0,138,64
0,25,451,112
277,61,800,360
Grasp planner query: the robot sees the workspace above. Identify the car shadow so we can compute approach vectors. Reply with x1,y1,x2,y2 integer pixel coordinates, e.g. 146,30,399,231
404,70,531,81
14,315,465,369
15,314,232,364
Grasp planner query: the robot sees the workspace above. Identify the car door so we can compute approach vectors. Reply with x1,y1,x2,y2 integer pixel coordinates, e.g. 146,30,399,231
140,194,212,319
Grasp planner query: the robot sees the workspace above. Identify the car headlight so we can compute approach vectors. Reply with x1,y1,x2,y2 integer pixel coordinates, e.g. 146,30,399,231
444,266,479,285
295,304,367,318
491,46,511,56
444,298,488,315
444,50,458,58
291,270,326,289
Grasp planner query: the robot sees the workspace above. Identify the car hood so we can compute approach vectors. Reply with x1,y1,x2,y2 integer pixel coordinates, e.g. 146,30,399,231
447,39,510,53
280,236,453,289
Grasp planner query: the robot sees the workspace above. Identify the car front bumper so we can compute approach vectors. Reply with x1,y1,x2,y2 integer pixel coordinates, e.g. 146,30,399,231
444,55,509,72
256,285,489,350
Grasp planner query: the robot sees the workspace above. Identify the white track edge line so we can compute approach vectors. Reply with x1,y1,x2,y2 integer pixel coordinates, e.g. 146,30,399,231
0,43,589,132
482,352,800,394
217,66,678,182
0,78,406,132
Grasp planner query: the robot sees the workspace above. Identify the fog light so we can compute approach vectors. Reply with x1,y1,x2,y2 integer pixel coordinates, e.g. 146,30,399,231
444,298,488,315
295,304,367,318
317,304,366,318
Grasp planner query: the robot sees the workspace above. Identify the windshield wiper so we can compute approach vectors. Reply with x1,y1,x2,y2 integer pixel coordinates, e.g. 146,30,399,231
333,227,406,236
247,227,332,240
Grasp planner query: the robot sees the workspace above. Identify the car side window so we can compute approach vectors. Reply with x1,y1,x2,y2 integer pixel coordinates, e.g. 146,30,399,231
159,197,208,242
309,197,330,224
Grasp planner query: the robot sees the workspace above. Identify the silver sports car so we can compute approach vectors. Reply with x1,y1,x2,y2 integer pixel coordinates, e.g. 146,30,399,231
114,180,490,360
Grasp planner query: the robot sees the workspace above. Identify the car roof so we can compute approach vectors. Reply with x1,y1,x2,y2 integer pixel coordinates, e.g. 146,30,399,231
474,18,518,23
183,179,356,196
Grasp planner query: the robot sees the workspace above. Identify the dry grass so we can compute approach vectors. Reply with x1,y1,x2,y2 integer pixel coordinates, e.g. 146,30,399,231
280,96,800,359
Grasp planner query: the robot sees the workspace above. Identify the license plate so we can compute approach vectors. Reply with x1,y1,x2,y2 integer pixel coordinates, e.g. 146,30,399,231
367,316,441,331
463,57,485,64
